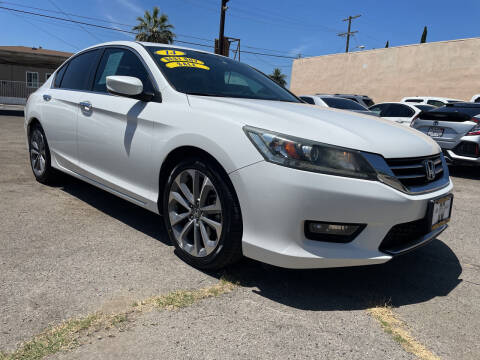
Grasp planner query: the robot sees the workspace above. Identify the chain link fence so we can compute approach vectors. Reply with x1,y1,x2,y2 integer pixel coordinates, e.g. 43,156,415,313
0,80,43,105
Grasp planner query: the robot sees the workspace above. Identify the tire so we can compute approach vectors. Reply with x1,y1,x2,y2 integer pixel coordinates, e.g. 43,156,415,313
28,123,58,184
162,157,243,270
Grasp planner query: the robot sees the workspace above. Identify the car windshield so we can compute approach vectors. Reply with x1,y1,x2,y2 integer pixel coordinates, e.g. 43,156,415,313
146,46,300,103
321,97,367,110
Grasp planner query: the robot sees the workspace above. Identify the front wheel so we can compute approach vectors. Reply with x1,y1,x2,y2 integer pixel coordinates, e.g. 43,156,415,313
162,158,243,270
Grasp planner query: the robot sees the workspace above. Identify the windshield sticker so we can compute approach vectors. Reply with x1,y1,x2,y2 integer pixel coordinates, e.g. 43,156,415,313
155,49,185,56
165,62,210,70
160,56,205,65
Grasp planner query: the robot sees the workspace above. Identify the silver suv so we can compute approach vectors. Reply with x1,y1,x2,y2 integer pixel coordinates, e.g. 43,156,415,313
411,103,480,166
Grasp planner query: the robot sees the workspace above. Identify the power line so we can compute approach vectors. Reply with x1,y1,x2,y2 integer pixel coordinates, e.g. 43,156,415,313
46,0,103,42
0,5,300,59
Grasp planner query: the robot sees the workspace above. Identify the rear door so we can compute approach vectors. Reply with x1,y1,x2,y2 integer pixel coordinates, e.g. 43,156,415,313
41,49,102,170
76,46,158,203
413,110,479,149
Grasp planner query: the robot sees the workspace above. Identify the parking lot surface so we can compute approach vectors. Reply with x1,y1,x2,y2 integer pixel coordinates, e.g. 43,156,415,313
0,113,479,359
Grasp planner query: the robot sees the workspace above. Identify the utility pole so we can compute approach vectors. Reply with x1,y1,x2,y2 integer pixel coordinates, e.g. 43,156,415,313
217,0,229,55
337,14,361,53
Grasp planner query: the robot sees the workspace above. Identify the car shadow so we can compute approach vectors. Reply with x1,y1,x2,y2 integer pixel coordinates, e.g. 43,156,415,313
57,174,461,311
224,239,462,311
448,165,480,180
58,176,171,246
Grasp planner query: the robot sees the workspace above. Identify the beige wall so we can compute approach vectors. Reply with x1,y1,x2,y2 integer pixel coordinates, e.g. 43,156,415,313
290,37,480,103
0,64,57,83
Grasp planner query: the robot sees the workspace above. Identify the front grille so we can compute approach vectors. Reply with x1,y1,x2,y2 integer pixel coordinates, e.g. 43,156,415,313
379,217,429,254
452,141,480,158
385,154,443,188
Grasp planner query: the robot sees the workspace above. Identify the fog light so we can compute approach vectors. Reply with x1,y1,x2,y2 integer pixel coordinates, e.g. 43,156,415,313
304,221,366,243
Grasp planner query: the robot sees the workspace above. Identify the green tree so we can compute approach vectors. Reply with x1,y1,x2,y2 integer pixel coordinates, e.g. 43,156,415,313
420,26,427,43
385,40,389,48
269,68,287,87
133,6,175,44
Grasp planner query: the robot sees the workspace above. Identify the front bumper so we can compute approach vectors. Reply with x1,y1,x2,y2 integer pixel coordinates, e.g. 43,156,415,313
229,161,453,269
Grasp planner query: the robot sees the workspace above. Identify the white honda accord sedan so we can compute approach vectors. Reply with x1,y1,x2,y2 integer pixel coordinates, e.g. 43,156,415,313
25,41,454,270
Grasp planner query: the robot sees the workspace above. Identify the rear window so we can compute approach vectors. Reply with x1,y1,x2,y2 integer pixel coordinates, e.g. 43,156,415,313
300,96,315,104
363,98,374,107
321,97,367,110
429,106,480,118
414,104,435,112
427,100,446,107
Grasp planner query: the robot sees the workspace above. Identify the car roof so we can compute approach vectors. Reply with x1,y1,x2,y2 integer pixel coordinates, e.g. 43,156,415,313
445,102,480,108
80,40,216,56
401,96,462,101
333,94,371,98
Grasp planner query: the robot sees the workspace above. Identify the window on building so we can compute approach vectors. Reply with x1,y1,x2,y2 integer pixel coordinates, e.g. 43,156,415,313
26,72,39,88
45,73,52,81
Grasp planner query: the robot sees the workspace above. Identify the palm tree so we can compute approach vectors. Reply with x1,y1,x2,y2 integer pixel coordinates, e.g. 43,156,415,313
269,68,287,87
133,6,175,44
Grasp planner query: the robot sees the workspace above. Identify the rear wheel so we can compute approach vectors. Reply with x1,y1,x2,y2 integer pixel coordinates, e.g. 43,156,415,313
163,158,242,270
29,124,57,184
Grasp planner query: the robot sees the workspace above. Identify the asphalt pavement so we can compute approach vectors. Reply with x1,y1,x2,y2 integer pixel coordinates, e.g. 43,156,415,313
0,112,478,359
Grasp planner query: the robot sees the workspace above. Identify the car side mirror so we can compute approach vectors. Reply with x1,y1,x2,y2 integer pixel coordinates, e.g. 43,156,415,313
106,76,154,102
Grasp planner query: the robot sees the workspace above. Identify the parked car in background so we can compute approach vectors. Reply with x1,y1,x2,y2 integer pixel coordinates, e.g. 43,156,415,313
401,96,462,107
410,102,480,166
369,102,435,126
25,41,453,270
300,95,378,116
326,94,374,108
470,94,480,103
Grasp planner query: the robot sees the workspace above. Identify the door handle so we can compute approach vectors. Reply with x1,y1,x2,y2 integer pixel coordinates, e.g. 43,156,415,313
43,94,51,101
79,101,92,113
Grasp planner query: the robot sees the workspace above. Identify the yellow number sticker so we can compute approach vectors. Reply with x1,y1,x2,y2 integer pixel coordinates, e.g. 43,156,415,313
160,56,205,65
155,49,186,56
165,62,210,70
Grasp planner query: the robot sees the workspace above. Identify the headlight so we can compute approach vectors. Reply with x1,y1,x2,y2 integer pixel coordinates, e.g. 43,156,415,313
244,126,377,180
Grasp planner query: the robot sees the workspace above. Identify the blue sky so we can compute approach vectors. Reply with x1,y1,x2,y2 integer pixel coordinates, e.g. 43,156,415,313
1,0,480,84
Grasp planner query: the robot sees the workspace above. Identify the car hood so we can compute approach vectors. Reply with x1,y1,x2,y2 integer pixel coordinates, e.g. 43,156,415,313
187,96,441,159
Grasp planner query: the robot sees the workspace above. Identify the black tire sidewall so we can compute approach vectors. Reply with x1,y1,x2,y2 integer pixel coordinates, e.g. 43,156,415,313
162,157,241,269
29,124,53,183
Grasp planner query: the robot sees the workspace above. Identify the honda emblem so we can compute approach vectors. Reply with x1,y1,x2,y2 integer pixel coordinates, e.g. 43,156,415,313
424,159,436,181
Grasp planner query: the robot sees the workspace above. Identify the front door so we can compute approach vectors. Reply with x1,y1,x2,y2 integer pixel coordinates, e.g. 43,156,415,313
76,47,157,204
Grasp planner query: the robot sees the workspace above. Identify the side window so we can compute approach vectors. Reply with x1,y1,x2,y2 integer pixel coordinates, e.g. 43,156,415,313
384,104,415,117
54,64,68,88
427,100,445,107
93,48,154,94
300,96,315,105
369,104,386,115
405,99,422,103
60,49,101,90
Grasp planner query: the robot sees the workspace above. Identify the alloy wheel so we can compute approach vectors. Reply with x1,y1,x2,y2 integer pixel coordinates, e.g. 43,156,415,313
168,169,223,257
30,128,47,177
